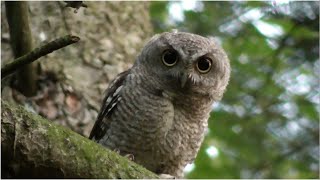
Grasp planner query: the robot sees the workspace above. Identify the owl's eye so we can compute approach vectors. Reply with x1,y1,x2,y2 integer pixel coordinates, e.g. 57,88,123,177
196,57,212,73
162,49,178,67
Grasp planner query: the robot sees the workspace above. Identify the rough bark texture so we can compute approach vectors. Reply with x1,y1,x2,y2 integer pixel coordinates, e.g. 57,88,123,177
1,1,153,137
5,1,38,96
1,100,158,179
1,3,154,177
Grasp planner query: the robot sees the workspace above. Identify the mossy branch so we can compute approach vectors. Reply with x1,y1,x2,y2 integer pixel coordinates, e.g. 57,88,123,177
1,35,80,79
1,100,158,179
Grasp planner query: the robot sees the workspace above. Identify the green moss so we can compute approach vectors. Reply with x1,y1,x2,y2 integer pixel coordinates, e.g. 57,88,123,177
1,100,158,179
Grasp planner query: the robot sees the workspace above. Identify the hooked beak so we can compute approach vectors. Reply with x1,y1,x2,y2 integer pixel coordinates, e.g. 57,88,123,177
180,73,188,88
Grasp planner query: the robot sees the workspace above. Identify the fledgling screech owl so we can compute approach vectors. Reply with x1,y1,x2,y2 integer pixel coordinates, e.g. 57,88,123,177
89,31,230,178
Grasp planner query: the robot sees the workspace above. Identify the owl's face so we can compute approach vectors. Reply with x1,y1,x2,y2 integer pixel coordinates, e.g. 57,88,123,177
136,32,230,100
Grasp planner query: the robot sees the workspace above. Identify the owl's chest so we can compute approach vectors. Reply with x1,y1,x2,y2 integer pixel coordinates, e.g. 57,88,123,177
119,83,208,138
109,82,210,173
162,104,209,158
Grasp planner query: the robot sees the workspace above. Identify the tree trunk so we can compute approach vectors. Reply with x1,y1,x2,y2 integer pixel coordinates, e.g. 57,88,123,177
1,100,158,179
5,1,38,97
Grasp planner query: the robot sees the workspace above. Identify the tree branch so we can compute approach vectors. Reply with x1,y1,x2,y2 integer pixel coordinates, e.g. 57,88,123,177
1,35,80,79
1,100,158,179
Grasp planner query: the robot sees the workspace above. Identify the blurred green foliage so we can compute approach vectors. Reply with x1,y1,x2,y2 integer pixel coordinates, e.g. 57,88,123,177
150,1,319,178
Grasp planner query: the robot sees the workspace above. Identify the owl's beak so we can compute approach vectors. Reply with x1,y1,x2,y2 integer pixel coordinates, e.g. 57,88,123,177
180,73,188,88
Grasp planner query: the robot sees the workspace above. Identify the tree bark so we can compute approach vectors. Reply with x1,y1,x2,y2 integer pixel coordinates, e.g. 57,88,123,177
1,100,158,179
5,1,38,97
1,2,153,137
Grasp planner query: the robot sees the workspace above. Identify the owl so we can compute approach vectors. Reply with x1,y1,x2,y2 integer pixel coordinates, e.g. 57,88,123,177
89,31,230,178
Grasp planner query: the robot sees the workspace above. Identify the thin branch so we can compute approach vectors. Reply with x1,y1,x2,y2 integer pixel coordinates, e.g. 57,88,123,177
64,1,88,13
1,35,80,79
57,1,71,33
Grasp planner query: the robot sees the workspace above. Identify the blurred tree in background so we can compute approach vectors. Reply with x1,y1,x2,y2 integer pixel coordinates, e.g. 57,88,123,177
151,1,319,178
1,1,318,178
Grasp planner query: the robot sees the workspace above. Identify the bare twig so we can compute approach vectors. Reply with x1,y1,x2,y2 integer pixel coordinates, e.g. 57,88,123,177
57,1,71,33
64,1,88,13
1,35,80,79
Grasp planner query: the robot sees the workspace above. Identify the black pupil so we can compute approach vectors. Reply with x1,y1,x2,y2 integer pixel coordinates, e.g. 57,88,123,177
198,58,211,71
164,51,177,65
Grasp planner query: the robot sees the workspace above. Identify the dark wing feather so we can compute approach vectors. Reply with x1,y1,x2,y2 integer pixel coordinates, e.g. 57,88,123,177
89,70,130,140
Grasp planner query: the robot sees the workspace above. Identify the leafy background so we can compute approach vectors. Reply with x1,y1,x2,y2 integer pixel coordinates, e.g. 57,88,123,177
1,1,318,179
150,1,319,178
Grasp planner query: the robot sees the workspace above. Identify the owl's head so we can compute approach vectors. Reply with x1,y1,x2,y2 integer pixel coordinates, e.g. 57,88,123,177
135,32,230,101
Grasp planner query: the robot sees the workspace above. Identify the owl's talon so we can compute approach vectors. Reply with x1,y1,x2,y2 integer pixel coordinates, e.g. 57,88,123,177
124,154,134,161
113,148,121,154
159,174,176,179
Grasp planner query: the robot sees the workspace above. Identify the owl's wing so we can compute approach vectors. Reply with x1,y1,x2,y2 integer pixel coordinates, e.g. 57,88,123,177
89,70,130,140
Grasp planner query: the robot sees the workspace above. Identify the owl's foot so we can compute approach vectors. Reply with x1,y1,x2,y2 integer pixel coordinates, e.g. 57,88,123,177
113,148,121,154
159,174,176,179
113,148,134,161
124,153,134,161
